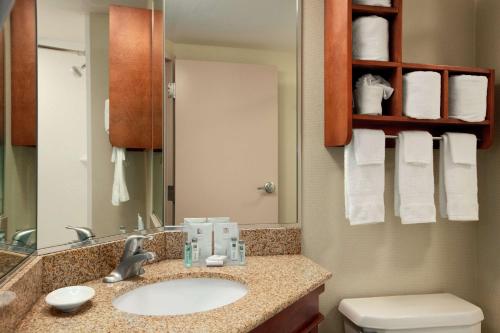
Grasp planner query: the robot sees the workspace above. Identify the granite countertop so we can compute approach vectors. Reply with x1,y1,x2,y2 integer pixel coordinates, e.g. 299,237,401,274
16,255,332,333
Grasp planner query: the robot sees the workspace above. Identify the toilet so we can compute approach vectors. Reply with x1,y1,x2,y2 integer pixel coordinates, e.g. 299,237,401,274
339,293,484,333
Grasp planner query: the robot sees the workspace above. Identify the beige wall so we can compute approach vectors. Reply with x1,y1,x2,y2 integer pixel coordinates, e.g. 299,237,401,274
167,42,297,224
301,0,480,331
476,0,500,331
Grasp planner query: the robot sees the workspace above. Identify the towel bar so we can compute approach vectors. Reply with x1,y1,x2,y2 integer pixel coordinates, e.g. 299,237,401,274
385,135,442,141
385,134,480,142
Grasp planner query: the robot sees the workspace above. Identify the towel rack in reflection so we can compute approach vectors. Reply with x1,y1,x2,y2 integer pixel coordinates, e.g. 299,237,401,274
385,135,443,141
385,135,480,142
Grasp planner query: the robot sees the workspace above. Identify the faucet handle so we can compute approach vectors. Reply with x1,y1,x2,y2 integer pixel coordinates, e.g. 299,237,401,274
122,235,153,258
66,226,95,242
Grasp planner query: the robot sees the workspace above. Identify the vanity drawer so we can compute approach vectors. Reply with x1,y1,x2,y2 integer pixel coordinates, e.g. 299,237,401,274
250,285,325,333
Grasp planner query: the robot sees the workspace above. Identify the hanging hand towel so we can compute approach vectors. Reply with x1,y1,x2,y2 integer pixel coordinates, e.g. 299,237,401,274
345,129,385,225
403,71,441,119
352,16,389,61
439,133,478,221
354,74,394,115
395,131,436,224
449,75,488,122
104,99,110,134
353,0,391,7
111,147,130,206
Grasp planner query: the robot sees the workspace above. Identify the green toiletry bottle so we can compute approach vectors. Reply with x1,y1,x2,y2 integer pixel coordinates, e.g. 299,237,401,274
184,241,192,268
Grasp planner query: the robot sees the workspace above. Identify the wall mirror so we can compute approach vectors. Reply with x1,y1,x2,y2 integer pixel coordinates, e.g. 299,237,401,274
164,0,301,226
36,0,165,248
0,0,38,281
2,0,301,255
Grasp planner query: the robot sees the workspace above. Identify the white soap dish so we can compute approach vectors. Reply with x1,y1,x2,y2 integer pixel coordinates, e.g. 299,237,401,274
45,286,95,313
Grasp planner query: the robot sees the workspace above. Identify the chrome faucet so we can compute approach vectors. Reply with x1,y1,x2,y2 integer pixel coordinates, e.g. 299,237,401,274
103,235,156,283
9,229,36,251
66,226,95,243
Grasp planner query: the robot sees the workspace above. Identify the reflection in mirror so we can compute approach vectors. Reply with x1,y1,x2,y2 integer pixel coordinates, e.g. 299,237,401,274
164,0,300,225
36,0,164,248
0,0,38,280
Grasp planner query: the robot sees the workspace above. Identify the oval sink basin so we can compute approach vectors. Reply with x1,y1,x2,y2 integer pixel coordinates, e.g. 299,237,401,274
112,278,248,316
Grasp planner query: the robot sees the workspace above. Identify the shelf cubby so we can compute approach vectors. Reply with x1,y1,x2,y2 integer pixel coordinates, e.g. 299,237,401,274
325,0,495,149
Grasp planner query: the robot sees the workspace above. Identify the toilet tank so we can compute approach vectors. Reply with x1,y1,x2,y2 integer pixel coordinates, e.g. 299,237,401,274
339,293,484,333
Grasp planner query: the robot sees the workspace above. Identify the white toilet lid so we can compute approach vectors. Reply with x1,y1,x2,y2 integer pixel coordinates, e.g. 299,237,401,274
339,293,484,330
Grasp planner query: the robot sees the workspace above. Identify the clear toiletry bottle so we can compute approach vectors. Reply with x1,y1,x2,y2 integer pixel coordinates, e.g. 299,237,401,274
230,237,238,261
238,240,246,265
184,241,192,268
191,237,199,264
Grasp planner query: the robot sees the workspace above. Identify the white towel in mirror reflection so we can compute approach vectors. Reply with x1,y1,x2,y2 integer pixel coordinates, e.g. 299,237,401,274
105,99,110,134
111,147,129,206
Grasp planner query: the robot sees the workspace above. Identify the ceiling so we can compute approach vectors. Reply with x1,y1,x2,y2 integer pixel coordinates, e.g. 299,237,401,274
165,0,298,51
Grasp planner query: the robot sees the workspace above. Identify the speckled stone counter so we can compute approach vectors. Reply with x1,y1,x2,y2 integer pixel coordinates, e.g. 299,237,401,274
0,250,28,276
16,255,331,333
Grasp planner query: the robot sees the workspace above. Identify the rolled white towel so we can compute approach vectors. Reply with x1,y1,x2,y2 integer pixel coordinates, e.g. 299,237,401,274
403,71,441,119
352,16,389,61
449,75,488,122
353,0,391,7
354,74,394,115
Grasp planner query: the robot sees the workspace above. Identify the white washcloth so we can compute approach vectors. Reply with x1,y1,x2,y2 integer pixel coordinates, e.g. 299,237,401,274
205,255,227,267
354,74,394,115
111,147,129,206
105,99,110,134
352,16,389,61
403,71,441,119
345,129,385,225
395,131,436,224
439,133,478,221
353,0,391,6
449,75,488,122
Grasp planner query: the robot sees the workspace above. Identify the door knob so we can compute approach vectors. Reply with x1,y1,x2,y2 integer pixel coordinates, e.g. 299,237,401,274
257,182,276,194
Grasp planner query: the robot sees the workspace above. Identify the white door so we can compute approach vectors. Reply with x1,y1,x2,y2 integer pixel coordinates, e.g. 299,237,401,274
174,60,278,225
37,48,89,247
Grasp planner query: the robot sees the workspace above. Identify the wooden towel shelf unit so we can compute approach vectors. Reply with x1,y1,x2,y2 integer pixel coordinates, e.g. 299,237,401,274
325,0,495,149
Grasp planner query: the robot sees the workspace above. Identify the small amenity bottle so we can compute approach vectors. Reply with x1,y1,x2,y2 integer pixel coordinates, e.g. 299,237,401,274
184,241,192,268
238,240,246,265
230,237,238,261
191,237,199,264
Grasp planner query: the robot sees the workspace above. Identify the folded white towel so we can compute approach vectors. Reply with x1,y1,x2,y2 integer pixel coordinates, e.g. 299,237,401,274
395,131,436,224
439,133,478,221
345,129,385,225
354,74,394,115
353,0,391,7
403,71,441,120
111,147,130,206
105,99,110,134
352,16,389,61
449,75,488,122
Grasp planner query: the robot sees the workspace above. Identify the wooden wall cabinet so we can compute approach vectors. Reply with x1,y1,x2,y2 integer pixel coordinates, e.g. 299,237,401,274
10,0,36,147
325,0,495,149
109,5,163,150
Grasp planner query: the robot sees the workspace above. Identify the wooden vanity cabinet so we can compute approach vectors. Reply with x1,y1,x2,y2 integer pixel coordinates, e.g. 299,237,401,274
250,285,325,333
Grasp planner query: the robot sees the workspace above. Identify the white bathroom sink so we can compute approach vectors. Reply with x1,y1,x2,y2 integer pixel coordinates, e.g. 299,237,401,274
112,278,248,316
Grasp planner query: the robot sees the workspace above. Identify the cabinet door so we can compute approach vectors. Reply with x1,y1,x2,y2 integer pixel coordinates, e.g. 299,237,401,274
109,5,152,149
10,0,36,147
